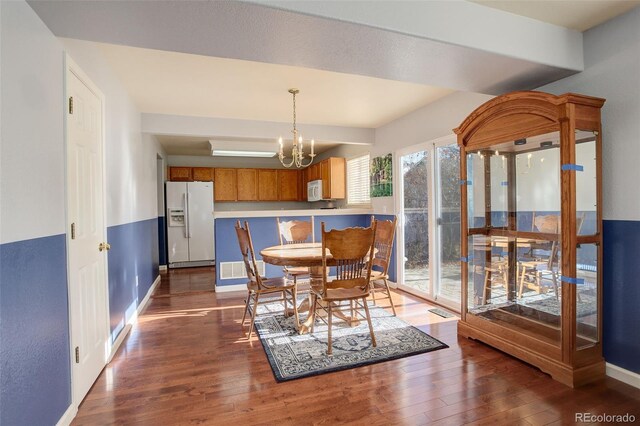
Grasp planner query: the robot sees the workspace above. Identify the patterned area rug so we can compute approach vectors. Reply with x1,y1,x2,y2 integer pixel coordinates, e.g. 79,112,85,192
254,299,448,382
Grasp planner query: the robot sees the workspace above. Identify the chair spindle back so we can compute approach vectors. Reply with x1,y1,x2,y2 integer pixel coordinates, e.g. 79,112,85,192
321,222,376,291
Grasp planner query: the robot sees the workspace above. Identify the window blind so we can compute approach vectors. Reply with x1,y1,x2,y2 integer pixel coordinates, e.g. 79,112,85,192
347,154,371,205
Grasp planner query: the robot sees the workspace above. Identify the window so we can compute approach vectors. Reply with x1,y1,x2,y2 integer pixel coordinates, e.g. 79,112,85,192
347,154,371,205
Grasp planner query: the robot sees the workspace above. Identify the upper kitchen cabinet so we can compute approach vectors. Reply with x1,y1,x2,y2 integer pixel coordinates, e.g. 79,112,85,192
236,169,258,201
307,163,321,182
300,167,308,201
320,157,346,200
169,167,192,182
278,170,299,201
258,169,278,201
214,168,237,202
192,167,214,182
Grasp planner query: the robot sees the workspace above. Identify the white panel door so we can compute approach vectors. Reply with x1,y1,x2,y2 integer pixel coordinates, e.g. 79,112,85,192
166,182,189,263
186,182,214,261
66,64,109,405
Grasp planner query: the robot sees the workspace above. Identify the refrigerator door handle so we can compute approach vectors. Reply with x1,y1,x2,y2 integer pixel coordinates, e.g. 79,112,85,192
187,192,193,238
184,192,190,238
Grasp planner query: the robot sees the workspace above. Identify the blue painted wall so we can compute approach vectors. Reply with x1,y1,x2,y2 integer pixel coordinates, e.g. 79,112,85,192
603,220,640,373
107,218,160,340
215,214,397,286
0,235,71,426
158,216,167,266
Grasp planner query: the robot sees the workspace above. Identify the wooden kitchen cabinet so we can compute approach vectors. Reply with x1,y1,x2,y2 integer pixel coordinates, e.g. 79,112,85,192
320,157,346,200
236,169,258,201
300,167,308,201
169,167,192,181
307,163,321,182
278,170,299,201
213,168,237,201
258,169,278,201
192,167,214,181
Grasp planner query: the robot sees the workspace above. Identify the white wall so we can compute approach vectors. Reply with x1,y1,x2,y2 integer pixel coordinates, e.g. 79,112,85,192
61,38,165,227
373,91,493,215
538,8,640,221
0,1,65,244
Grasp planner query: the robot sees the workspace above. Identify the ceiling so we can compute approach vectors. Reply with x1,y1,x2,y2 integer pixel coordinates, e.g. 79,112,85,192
96,42,453,129
30,1,639,157
472,0,640,31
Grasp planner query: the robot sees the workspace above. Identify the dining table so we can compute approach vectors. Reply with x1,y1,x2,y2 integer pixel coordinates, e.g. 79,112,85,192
260,242,362,334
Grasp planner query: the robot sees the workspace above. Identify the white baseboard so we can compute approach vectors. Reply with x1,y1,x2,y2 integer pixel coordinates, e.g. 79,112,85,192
215,283,247,293
386,280,398,289
56,403,77,426
107,323,132,363
138,275,161,316
159,265,167,271
606,363,640,389
107,275,160,363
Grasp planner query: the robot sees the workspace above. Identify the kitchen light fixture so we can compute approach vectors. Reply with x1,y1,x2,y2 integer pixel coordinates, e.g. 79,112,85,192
278,88,316,168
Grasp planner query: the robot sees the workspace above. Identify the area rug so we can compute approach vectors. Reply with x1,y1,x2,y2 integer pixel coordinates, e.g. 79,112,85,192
253,299,448,382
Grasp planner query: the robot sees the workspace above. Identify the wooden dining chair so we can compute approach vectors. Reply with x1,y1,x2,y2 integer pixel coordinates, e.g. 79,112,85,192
276,217,313,285
308,222,377,355
517,213,585,299
235,220,299,339
368,215,397,315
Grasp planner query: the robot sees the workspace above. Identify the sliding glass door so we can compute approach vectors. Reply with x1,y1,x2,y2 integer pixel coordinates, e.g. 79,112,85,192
435,144,461,306
397,136,461,310
400,150,431,295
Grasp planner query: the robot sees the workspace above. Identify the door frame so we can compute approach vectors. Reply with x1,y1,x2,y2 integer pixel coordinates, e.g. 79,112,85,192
64,54,111,410
394,134,460,311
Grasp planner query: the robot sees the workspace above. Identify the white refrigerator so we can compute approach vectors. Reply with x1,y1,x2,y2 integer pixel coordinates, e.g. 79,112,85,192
166,181,215,268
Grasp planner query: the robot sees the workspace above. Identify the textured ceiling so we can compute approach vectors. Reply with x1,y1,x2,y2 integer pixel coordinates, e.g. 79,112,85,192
96,42,453,128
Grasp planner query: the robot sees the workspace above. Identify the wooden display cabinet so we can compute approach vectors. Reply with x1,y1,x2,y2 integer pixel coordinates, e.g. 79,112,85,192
455,91,605,387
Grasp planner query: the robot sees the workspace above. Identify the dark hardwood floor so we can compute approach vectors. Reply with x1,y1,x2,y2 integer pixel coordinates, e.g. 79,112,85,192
73,268,640,425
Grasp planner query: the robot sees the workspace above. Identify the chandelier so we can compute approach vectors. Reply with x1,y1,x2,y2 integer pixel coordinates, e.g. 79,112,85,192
278,88,316,168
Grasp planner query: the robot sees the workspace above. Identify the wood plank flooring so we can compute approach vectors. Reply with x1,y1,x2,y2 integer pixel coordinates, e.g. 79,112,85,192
73,268,640,425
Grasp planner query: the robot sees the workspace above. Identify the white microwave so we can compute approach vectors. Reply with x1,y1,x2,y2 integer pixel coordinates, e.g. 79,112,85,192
307,179,323,202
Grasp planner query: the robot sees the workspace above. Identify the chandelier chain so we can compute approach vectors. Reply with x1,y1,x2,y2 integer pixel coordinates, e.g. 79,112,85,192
292,91,297,132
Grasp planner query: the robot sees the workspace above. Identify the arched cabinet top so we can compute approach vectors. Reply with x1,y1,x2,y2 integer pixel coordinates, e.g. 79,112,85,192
454,91,605,149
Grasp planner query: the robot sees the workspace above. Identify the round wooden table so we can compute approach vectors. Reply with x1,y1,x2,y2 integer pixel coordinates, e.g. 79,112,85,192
260,242,358,333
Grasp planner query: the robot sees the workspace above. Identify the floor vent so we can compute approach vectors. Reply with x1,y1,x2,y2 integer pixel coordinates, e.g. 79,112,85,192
219,260,265,280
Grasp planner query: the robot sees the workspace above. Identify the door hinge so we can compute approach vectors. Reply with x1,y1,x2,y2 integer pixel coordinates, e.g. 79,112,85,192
75,346,80,363
68,96,74,114
71,222,76,240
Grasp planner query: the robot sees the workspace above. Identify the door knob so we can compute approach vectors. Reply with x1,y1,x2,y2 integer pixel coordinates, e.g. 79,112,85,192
99,242,111,252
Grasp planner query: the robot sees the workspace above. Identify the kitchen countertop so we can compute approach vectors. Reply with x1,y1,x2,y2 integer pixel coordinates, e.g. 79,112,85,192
213,208,373,219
